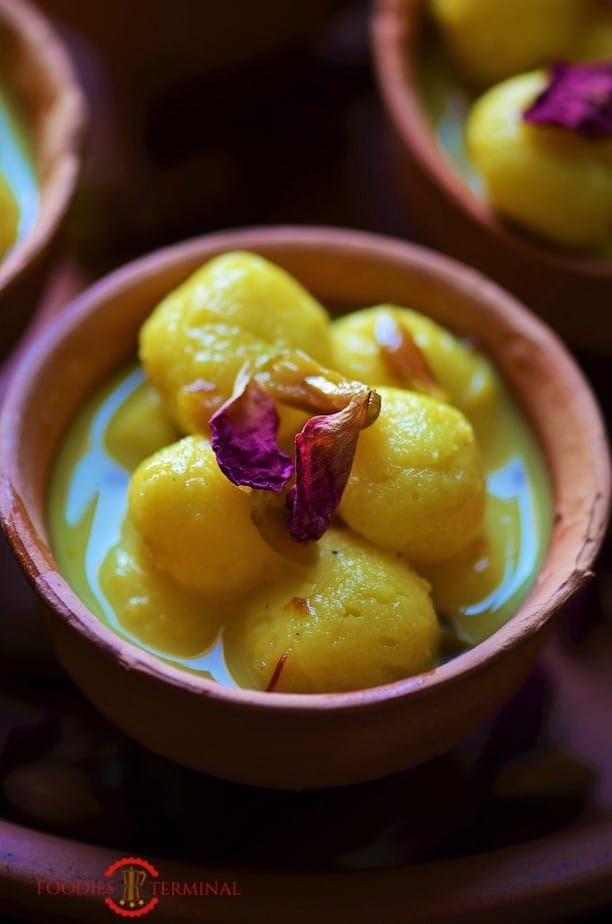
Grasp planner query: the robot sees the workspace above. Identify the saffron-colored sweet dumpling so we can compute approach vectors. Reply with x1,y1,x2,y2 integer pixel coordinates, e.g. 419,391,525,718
105,380,178,471
141,313,265,434
574,6,612,63
339,387,486,564
100,522,221,657
420,495,517,645
328,305,498,438
128,435,280,595
429,0,582,86
140,251,332,433
0,171,19,259
225,529,439,694
467,71,612,248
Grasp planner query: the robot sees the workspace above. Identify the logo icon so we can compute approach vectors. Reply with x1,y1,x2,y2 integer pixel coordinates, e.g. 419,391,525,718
36,856,241,912
105,858,159,918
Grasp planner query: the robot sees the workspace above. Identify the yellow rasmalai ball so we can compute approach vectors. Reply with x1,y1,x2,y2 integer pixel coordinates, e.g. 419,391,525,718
225,529,439,693
0,172,19,259
100,522,221,657
276,404,310,456
140,308,271,432
140,252,332,431
430,0,582,86
174,251,331,358
339,387,486,564
420,495,518,645
105,381,178,471
467,71,612,248
329,305,498,437
128,435,278,595
573,6,612,62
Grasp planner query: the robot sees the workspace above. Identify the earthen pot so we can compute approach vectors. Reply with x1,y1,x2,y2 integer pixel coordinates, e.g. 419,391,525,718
0,0,84,356
371,0,612,354
0,227,609,789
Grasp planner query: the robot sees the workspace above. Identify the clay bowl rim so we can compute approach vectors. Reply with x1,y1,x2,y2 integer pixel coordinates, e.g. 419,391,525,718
0,0,85,296
0,225,609,715
371,0,612,281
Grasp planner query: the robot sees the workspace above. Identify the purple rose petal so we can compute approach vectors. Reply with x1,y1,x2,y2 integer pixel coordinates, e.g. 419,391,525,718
210,370,294,492
524,62,612,139
287,391,372,544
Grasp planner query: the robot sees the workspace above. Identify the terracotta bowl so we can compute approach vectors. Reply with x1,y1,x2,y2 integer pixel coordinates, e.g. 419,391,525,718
0,0,84,356
0,226,609,789
372,0,612,354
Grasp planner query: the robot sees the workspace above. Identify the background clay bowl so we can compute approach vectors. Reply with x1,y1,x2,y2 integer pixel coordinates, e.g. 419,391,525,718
371,0,612,354
0,226,609,790
0,0,84,356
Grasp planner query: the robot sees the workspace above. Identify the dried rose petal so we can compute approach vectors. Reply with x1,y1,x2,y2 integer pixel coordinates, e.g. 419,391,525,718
210,368,293,491
524,62,612,139
254,350,381,426
374,312,446,400
212,358,381,547
287,391,372,543
250,489,319,566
